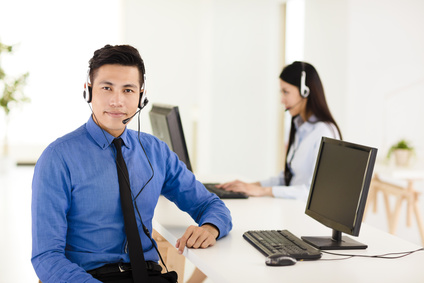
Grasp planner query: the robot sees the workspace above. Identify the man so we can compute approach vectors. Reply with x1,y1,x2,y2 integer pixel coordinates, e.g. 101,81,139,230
32,44,232,282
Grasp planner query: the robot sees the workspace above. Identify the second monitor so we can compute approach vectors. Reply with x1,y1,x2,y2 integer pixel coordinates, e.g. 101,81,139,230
149,103,248,199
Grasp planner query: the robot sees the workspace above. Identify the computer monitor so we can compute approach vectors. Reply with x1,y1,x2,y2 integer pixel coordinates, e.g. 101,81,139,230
149,103,193,171
301,137,377,250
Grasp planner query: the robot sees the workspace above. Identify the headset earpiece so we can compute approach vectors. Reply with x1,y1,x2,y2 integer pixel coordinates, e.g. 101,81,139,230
139,91,149,109
138,74,148,109
140,97,149,109
83,85,92,103
300,70,310,98
83,71,92,103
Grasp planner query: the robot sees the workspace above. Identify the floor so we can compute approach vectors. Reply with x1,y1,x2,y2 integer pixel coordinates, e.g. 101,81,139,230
1,166,423,283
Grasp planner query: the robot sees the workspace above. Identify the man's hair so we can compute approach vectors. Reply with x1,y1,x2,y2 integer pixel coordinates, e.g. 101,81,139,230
88,44,145,88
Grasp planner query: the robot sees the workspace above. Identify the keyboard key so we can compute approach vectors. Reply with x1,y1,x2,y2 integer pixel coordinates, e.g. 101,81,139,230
203,183,248,199
243,230,322,260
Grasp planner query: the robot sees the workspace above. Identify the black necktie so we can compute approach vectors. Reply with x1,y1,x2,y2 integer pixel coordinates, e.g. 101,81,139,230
113,138,149,282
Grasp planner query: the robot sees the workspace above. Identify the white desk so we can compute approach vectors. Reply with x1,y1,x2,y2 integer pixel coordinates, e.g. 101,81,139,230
153,196,424,283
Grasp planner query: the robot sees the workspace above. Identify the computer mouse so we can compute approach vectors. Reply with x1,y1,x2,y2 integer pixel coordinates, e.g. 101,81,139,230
265,254,297,266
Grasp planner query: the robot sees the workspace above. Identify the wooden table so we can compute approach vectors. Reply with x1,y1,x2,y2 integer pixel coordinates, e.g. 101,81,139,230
366,162,424,246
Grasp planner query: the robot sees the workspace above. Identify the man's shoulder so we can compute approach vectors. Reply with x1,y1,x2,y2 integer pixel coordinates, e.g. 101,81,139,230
36,124,88,167
46,124,88,151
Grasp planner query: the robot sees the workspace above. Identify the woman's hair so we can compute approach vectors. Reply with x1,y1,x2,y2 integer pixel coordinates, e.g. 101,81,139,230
280,61,342,185
88,44,145,87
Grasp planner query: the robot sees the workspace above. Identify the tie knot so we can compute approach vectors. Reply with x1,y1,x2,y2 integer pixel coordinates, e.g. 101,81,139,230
113,138,123,148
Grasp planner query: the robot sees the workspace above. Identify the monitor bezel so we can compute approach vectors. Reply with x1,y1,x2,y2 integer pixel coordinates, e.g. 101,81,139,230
304,137,377,237
149,103,193,171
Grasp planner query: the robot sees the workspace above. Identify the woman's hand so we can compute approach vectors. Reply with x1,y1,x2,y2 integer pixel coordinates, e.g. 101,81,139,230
216,180,273,197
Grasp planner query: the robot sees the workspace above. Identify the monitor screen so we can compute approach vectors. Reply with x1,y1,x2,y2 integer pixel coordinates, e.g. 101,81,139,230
301,137,377,250
149,104,193,171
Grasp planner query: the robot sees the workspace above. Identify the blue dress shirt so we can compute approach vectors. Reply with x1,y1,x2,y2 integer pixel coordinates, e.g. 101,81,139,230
32,116,232,283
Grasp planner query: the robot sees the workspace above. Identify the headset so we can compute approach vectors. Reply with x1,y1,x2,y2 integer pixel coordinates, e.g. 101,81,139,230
83,68,149,110
82,61,170,271
300,63,310,98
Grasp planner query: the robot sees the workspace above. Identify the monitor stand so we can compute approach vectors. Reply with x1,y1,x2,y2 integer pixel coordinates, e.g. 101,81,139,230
301,229,367,250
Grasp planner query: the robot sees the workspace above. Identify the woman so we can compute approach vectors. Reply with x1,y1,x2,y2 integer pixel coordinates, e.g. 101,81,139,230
217,61,342,201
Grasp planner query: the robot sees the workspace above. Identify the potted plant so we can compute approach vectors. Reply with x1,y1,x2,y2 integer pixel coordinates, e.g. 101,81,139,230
0,41,29,166
387,139,414,167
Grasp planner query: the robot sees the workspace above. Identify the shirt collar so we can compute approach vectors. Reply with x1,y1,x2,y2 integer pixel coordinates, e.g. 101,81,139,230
293,114,318,131
86,116,131,150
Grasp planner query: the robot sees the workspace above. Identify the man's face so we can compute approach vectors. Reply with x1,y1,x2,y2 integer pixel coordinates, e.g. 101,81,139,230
90,64,141,137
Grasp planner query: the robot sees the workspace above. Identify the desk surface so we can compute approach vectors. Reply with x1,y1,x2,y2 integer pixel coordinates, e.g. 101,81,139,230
153,196,424,283
375,160,424,180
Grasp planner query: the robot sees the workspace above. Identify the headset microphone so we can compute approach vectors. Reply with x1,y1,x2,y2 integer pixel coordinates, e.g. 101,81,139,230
122,98,149,124
122,109,141,125
285,99,303,112
123,73,149,124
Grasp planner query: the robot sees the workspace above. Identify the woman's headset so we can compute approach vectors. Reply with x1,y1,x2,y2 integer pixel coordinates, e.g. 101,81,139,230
300,63,310,98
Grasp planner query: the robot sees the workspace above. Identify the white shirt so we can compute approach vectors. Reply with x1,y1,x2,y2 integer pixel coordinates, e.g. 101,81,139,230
260,115,340,202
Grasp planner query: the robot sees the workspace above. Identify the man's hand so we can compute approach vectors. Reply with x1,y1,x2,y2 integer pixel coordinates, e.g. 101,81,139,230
175,224,219,254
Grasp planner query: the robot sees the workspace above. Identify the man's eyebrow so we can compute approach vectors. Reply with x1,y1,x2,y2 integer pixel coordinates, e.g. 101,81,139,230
123,83,138,89
98,81,138,88
98,80,114,86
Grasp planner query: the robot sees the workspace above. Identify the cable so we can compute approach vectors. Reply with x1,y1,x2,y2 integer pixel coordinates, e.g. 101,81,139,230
321,247,424,261
133,110,170,273
88,104,170,271
88,105,153,201
134,110,154,200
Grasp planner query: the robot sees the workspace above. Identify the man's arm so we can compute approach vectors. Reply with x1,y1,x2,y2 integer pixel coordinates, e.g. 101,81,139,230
157,140,232,253
32,147,100,283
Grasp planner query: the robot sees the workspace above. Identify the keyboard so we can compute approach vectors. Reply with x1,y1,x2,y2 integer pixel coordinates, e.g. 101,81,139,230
243,230,322,260
203,183,248,199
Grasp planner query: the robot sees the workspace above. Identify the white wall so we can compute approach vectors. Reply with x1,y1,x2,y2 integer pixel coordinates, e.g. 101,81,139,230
0,0,123,161
303,0,424,160
2,0,424,179
122,0,285,180
304,0,349,133
346,0,424,158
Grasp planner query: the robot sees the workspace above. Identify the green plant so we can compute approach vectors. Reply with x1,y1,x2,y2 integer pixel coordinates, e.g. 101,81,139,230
0,41,29,156
0,42,30,117
387,139,414,159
